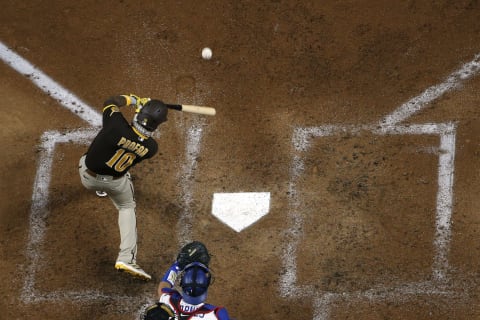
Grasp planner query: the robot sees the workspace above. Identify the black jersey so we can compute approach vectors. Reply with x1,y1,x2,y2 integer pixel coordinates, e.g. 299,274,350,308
85,105,158,177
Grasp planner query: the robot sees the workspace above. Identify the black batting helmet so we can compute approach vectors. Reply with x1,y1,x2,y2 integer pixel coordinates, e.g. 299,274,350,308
134,99,168,132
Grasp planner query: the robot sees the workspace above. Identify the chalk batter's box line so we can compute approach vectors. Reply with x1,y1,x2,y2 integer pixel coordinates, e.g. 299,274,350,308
22,126,203,308
312,280,466,320
282,123,457,319
21,128,143,304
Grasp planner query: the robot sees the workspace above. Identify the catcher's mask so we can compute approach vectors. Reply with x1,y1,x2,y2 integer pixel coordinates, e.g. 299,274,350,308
180,262,211,305
133,99,168,136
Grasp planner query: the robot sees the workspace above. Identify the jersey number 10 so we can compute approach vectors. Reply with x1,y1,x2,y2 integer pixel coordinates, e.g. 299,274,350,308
106,149,136,173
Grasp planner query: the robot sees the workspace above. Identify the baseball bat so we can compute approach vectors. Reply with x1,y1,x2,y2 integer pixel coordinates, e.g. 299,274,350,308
166,104,216,116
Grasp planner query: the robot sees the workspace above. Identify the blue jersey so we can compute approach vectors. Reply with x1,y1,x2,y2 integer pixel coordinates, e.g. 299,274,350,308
159,288,230,320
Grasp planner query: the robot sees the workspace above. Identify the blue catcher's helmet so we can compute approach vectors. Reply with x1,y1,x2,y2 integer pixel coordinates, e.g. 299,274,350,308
180,262,212,305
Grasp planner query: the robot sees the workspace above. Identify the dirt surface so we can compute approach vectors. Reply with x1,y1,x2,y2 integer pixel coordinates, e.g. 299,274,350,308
2,1,480,319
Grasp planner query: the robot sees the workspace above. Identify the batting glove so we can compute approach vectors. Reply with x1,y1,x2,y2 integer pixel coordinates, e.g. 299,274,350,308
128,94,150,107
121,94,140,107
126,94,151,112
139,97,151,106
128,94,141,106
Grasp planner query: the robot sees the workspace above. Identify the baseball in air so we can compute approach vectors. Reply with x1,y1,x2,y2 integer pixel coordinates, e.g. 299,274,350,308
202,47,212,60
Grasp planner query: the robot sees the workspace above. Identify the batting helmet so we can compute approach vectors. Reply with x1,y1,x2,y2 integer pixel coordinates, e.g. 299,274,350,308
180,262,211,305
133,99,168,134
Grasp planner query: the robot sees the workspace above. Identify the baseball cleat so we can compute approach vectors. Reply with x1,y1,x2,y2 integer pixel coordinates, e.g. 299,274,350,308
115,261,151,281
96,190,108,197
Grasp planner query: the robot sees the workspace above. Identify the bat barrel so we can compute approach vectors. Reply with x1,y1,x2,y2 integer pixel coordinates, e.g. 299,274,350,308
166,104,216,116
182,105,216,116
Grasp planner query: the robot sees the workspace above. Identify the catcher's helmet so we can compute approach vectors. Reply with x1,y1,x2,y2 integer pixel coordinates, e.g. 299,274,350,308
133,99,168,134
180,262,211,305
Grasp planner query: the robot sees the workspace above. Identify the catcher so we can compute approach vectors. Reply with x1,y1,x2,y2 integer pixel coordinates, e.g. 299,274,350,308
79,94,168,281
143,241,231,320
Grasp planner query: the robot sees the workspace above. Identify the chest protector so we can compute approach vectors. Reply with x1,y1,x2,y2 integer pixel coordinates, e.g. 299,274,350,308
163,293,221,320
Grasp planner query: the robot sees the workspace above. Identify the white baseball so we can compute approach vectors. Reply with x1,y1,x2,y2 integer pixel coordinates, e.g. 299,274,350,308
202,47,212,60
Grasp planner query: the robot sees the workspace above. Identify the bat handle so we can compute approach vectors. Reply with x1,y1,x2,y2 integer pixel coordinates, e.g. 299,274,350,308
166,104,182,111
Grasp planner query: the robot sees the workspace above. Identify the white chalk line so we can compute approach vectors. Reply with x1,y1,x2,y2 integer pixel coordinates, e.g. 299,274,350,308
177,121,205,246
22,127,200,308
22,128,153,308
0,41,101,127
1,42,99,302
0,36,125,304
433,130,456,281
282,52,480,319
380,53,480,126
173,78,213,246
285,124,458,319
313,280,467,320
20,129,144,303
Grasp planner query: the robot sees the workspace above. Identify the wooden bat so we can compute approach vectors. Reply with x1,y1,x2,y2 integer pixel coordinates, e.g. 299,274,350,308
166,104,216,116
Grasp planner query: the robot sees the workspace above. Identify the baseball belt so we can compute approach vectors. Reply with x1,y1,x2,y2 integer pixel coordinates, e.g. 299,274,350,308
86,168,122,180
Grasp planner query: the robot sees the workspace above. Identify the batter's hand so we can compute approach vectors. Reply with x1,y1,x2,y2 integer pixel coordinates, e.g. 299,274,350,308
126,94,151,112
121,94,140,107
128,94,141,106
138,97,151,106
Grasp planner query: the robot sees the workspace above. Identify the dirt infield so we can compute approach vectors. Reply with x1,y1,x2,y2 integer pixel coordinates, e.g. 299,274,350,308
2,1,480,319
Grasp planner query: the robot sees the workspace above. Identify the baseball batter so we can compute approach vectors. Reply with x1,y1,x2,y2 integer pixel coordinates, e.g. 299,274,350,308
78,94,168,281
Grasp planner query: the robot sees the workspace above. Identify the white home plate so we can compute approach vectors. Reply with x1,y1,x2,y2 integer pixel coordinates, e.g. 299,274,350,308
212,192,271,232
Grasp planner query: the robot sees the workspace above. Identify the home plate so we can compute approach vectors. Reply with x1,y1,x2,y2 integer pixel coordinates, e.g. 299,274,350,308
212,192,271,232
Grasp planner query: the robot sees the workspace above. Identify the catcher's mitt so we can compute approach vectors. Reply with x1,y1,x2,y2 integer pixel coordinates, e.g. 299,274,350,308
142,302,175,320
176,241,211,270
